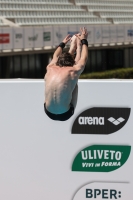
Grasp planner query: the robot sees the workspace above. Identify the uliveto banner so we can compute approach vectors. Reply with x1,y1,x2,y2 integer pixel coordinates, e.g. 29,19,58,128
72,144,131,172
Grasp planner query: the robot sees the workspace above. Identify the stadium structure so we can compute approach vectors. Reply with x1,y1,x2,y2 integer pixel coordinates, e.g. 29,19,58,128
0,0,133,78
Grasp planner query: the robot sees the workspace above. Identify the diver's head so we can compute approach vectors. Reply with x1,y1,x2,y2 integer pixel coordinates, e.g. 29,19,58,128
56,52,75,67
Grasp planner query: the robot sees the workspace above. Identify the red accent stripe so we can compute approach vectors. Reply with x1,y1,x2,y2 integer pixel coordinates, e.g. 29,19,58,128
0,34,9,37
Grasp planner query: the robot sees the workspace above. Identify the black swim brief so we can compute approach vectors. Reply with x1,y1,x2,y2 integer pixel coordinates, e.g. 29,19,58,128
44,103,74,121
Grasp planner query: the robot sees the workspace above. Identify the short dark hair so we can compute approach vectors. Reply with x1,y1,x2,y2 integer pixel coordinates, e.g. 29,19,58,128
56,52,75,67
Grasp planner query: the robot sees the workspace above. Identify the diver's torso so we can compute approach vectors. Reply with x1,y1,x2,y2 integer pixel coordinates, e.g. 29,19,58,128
45,65,78,114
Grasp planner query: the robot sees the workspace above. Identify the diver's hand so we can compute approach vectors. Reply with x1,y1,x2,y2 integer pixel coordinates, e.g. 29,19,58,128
76,34,81,46
75,27,88,40
62,34,72,44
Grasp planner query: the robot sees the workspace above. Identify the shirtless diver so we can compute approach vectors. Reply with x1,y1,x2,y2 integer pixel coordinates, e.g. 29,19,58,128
44,27,88,121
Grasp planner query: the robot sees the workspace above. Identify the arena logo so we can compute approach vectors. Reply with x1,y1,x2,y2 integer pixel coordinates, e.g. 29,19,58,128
71,107,130,134
78,116,104,125
72,145,131,172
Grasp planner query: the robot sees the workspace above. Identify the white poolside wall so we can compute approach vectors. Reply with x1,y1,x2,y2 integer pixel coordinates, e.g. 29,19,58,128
0,79,132,200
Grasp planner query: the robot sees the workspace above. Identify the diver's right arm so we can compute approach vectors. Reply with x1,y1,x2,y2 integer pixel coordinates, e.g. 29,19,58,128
47,34,71,67
73,27,88,75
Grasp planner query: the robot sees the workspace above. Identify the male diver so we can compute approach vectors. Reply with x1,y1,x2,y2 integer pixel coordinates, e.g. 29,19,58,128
44,27,88,121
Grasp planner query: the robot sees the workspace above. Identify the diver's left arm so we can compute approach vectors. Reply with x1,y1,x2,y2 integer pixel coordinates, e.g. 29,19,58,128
75,38,82,63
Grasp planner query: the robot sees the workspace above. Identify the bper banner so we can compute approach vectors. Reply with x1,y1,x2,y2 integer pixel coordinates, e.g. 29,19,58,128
0,80,132,200
73,182,132,200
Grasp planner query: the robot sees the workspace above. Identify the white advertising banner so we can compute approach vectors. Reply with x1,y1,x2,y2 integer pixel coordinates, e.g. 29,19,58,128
102,25,110,44
53,26,60,47
43,26,53,47
67,25,78,48
59,25,68,43
33,27,43,48
68,25,78,36
1,25,133,50
117,25,124,43
94,26,102,44
124,25,132,43
0,28,2,50
24,27,34,49
0,80,132,200
86,26,94,45
2,27,13,50
131,24,133,43
13,27,24,49
109,25,117,43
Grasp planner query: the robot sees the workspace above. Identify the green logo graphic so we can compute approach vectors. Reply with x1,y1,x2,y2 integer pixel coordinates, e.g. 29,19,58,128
72,145,131,172
43,32,51,41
